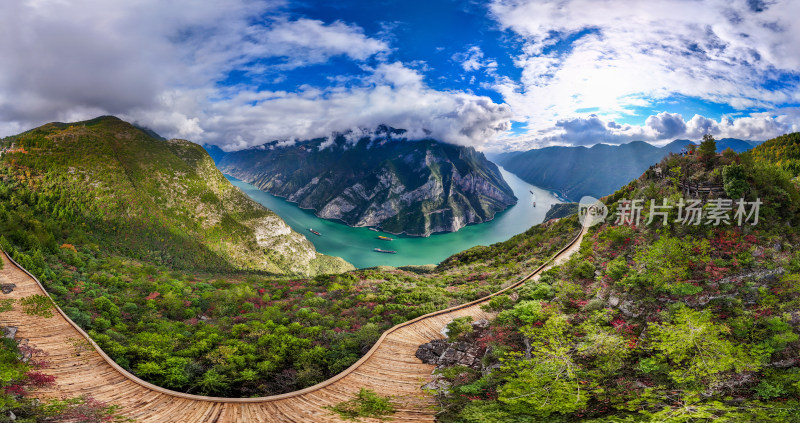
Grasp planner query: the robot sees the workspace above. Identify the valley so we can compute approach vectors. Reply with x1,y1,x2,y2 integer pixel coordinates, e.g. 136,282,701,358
228,166,562,268
215,127,518,237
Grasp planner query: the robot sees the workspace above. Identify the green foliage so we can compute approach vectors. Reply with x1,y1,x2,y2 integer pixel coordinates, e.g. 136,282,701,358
446,316,474,341
606,257,628,280
430,137,800,422
20,294,54,318
722,163,749,198
326,388,396,421
698,134,717,167
634,236,709,291
577,328,630,374
0,126,582,397
499,314,589,416
648,306,761,386
748,132,800,177
482,294,512,312
497,300,548,326
573,260,596,279
0,298,13,313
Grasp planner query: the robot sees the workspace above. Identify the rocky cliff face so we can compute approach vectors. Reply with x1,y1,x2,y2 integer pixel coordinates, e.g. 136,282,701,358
217,127,517,236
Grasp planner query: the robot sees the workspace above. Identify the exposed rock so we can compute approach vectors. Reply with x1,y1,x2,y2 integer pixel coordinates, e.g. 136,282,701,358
767,358,798,368
416,339,448,363
2,326,17,339
416,318,491,371
608,295,620,308
421,375,451,392
707,372,756,395
472,318,490,331
217,127,517,236
1,283,16,294
619,300,641,318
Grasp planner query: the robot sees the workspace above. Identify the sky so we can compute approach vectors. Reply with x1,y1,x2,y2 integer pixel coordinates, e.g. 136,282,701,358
1,0,799,151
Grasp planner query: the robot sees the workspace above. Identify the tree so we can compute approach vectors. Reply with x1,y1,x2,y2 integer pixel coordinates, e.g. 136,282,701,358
498,314,589,416
698,134,717,168
722,164,749,199
648,306,761,386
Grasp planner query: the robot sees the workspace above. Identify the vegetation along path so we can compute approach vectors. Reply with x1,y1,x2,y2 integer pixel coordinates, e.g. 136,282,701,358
0,225,585,422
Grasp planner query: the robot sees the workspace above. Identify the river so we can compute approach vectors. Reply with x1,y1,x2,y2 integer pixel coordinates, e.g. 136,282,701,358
228,167,562,268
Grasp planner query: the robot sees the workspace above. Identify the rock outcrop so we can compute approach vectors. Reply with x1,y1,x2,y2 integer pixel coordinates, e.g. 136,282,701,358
217,126,517,236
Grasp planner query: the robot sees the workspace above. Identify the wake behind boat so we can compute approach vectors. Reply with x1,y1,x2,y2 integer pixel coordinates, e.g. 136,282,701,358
309,228,321,236
373,248,397,254
368,227,380,232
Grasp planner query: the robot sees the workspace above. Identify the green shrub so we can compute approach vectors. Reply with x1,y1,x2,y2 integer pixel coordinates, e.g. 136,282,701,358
20,294,54,318
326,388,396,421
446,316,474,341
572,260,595,279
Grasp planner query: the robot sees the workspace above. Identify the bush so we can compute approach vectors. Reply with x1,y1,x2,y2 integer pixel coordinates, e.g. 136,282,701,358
20,294,54,318
326,388,396,421
446,316,474,341
482,294,512,312
606,257,628,280
572,260,595,279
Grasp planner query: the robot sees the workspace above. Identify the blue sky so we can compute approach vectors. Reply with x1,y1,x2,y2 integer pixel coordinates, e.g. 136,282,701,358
1,0,799,151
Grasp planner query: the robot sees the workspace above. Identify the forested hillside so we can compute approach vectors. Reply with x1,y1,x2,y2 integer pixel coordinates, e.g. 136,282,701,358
424,136,800,422
748,132,800,177
493,138,760,202
0,116,350,275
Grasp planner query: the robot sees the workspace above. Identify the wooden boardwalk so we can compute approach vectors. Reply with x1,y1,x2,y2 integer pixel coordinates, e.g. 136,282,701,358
0,226,584,422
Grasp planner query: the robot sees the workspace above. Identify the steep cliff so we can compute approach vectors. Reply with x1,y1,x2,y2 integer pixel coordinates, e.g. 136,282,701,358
217,127,517,236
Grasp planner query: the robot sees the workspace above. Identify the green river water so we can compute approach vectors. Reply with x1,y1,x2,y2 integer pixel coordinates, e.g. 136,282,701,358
228,167,563,269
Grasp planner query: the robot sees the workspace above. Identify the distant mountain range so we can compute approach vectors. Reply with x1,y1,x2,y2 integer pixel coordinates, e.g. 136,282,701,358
210,126,517,236
491,138,762,201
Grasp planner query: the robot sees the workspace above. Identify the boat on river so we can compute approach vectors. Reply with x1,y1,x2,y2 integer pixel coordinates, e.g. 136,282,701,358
373,248,397,254
309,228,321,236
377,235,394,241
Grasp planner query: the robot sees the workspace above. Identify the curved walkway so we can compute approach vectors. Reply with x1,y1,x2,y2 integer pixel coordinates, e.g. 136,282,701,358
0,225,585,422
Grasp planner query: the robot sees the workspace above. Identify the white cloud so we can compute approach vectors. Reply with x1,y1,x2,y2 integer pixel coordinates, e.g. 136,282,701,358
453,46,498,73
0,1,510,149
488,0,800,139
246,18,391,69
488,109,800,151
139,63,511,150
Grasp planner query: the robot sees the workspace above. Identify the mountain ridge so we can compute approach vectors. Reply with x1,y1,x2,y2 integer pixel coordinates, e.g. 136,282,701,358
491,137,761,201
215,128,518,236
0,115,351,275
